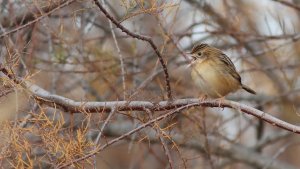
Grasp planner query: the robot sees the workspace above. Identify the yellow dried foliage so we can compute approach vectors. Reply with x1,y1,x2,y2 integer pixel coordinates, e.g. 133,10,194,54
0,109,95,168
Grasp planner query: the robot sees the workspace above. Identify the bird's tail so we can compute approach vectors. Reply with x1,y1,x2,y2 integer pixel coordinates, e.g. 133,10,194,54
242,85,256,95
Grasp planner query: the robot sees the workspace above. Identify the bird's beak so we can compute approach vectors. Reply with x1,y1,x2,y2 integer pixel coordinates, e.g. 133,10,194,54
186,52,195,59
186,54,196,68
191,55,197,60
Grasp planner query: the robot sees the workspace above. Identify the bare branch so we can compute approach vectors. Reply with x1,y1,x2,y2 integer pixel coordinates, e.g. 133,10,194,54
97,121,297,169
0,0,75,38
1,64,300,135
61,117,297,169
273,0,300,11
255,131,292,150
99,0,127,100
145,108,174,169
57,103,197,168
92,0,172,100
26,88,300,133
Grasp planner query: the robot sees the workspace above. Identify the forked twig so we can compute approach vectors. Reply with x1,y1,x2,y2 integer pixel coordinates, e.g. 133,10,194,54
0,0,75,38
92,0,172,100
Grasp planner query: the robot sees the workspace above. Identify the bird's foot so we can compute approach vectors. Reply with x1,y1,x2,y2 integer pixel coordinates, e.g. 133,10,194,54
199,94,208,102
215,97,225,108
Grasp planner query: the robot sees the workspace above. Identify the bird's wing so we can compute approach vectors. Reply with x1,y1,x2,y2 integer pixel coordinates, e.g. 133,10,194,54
219,53,241,83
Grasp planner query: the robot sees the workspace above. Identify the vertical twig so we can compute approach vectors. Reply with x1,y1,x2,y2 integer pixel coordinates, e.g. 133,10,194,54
58,104,198,168
94,107,116,145
145,108,174,169
201,110,215,169
92,0,172,100
93,107,116,168
0,0,75,38
262,141,295,169
98,0,126,100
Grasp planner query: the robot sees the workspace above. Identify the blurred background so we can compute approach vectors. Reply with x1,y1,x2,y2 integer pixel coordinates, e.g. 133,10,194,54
0,0,300,168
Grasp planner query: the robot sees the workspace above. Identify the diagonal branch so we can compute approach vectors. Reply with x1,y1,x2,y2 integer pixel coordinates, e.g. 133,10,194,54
0,0,75,38
19,81,300,134
272,0,300,11
95,121,297,169
92,0,172,100
1,64,300,134
57,103,197,168
58,104,298,169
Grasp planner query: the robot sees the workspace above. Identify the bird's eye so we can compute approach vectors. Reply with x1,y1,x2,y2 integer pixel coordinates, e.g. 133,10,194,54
197,52,202,57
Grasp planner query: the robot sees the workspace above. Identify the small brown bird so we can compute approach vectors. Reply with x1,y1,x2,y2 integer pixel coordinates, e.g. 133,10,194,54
190,43,256,98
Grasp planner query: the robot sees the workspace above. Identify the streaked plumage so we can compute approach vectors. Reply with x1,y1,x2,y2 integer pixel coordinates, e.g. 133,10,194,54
190,43,256,98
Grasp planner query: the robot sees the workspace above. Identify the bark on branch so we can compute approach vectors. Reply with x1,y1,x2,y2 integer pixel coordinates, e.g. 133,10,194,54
23,81,300,134
1,64,300,134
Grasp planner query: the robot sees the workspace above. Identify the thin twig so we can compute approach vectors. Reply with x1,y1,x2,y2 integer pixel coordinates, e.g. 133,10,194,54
1,65,300,135
201,110,215,169
92,0,172,100
0,0,75,39
255,131,291,150
99,0,127,100
94,107,116,145
129,69,163,98
57,103,197,168
10,83,300,134
263,141,297,169
273,0,300,11
145,108,174,169
92,121,296,169
93,107,116,168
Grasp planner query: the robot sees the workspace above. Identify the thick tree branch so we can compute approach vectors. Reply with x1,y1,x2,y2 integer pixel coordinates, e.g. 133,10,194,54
1,64,300,134
15,80,300,134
